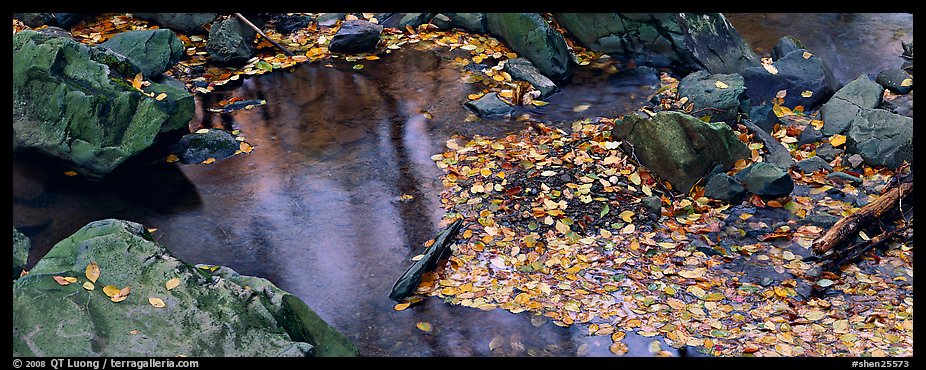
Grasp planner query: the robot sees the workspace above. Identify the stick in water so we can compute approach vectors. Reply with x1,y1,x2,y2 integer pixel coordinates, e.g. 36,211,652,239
233,13,294,56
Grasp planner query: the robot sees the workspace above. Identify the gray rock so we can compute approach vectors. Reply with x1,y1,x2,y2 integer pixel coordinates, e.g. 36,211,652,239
821,75,884,135
807,213,841,228
431,14,452,30
316,13,346,28
845,109,913,168
734,162,794,198
444,13,487,33
12,219,358,357
13,30,194,178
275,15,311,35
797,126,823,145
504,58,558,98
749,105,780,133
398,13,436,29
641,196,663,216
612,111,750,194
134,13,217,34
391,219,462,301
101,29,184,79
328,20,383,53
794,156,832,173
814,143,842,162
741,49,839,109
876,68,913,94
770,36,804,61
677,70,748,123
704,173,747,204
464,92,515,117
555,13,759,75
13,13,55,28
171,129,240,164
207,17,256,64
827,171,862,184
13,227,30,280
486,13,573,81
35,26,74,39
902,40,913,59
743,120,793,169
52,13,88,29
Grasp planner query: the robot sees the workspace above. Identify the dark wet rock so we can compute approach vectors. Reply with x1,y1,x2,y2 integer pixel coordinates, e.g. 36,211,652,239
875,68,913,94
13,227,30,280
444,13,487,33
827,171,862,184
486,13,573,81
398,13,436,29
464,92,515,117
902,40,913,59
815,143,842,162
555,13,759,75
798,125,823,145
641,196,663,216
134,13,217,35
431,14,452,30
820,75,884,135
328,20,383,53
504,58,558,98
612,111,750,194
13,30,194,178
741,49,838,109
770,36,805,61
316,13,346,28
13,13,55,28
807,212,841,228
101,29,184,79
171,129,240,164
845,109,913,168
391,219,463,301
734,162,794,198
12,219,358,357
844,153,866,169
51,13,89,29
207,17,257,65
880,94,913,118
677,70,748,123
749,105,780,133
704,173,747,204
743,120,794,169
794,156,833,173
275,15,311,35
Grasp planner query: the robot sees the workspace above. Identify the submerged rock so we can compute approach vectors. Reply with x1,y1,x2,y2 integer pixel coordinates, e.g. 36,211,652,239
845,109,913,168
13,228,30,280
328,20,383,53
464,92,515,118
134,13,217,34
820,75,884,135
486,13,573,81
555,13,759,74
612,111,750,194
875,68,913,94
13,30,194,177
207,17,256,64
504,58,558,98
12,219,358,357
101,29,184,79
734,162,794,198
677,70,748,123
770,36,805,61
704,173,747,204
741,49,838,109
171,129,240,164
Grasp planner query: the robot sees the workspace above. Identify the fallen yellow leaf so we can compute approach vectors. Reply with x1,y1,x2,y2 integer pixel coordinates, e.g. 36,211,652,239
166,277,181,291
64,171,78,177
155,93,167,101
83,282,95,290
801,90,813,98
165,154,179,163
103,285,121,298
394,302,410,311
829,134,847,147
900,78,913,87
85,262,100,283
619,210,635,223
148,297,166,308
201,158,216,164
416,322,432,332
714,80,729,89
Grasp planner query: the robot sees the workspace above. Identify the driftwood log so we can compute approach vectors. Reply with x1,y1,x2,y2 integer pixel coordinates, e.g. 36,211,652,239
390,218,463,302
812,181,913,256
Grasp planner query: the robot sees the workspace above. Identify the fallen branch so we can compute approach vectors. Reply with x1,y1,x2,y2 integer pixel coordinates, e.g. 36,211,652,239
390,218,463,302
233,13,294,57
820,223,911,271
812,181,913,255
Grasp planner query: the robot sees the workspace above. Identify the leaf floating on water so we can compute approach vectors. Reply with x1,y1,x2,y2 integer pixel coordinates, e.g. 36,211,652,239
166,277,181,291
148,297,166,308
530,100,549,107
775,89,788,99
714,80,729,89
239,142,254,154
573,104,591,112
353,64,364,70
415,322,432,332
85,262,100,283
609,341,629,355
394,302,411,311
411,254,425,261
165,154,179,163
64,171,78,177
801,90,813,98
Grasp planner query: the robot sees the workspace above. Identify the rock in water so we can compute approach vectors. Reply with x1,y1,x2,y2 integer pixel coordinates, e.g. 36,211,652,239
316,13,346,28
13,228,31,280
444,13,487,33
464,92,515,118
845,109,913,168
133,13,218,34
391,219,463,301
770,36,805,61
12,30,194,178
207,17,256,65
704,173,747,204
13,13,55,28
171,129,240,164
741,49,839,109
742,120,794,169
486,13,573,81
677,70,748,123
797,125,823,145
398,13,436,29
875,68,913,94
612,111,750,194
749,105,781,133
734,162,794,198
275,15,311,35
504,58,558,98
328,20,383,53
555,13,759,74
12,219,358,357
794,156,833,174
101,29,184,79
820,75,884,135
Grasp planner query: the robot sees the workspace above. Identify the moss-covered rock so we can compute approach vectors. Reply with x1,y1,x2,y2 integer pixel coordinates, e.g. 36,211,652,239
12,219,358,357
101,29,184,79
12,30,194,178
206,17,256,65
171,129,240,164
486,13,574,81
13,228,31,280
133,13,218,35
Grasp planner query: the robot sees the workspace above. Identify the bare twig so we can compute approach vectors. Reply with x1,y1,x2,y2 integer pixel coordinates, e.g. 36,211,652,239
233,13,294,56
